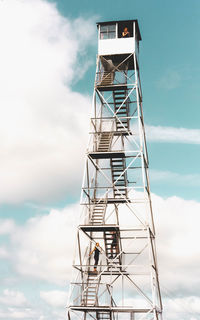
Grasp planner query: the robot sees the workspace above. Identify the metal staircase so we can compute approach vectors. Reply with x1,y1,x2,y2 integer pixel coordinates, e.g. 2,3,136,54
89,203,106,225
97,132,112,152
111,158,127,199
113,90,129,132
99,71,114,86
82,272,99,306
104,230,121,266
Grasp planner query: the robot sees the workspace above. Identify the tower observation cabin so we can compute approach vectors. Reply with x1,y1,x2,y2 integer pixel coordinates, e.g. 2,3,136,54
98,20,141,55
68,19,163,320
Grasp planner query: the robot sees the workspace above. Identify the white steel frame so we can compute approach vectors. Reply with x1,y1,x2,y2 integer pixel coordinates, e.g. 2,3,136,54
68,20,163,320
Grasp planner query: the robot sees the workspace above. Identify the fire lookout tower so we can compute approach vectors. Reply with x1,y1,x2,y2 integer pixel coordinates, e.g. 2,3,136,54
68,19,163,320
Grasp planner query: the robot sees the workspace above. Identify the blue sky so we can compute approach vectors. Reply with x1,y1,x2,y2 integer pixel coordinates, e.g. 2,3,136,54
0,0,200,319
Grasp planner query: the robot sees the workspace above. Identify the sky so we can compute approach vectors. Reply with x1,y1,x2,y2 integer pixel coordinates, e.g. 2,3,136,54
0,0,200,319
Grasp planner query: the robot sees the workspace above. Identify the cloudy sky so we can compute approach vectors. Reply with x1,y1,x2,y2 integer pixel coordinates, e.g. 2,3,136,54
0,0,200,319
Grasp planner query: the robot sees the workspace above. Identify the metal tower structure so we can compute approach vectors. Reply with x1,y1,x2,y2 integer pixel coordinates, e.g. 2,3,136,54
68,19,163,320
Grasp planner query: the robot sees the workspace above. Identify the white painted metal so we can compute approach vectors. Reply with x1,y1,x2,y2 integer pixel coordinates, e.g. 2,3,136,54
68,19,163,320
98,38,135,55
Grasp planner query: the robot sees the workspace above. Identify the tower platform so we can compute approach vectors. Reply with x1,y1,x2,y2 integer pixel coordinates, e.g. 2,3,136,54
70,306,153,313
79,225,119,233
88,151,125,159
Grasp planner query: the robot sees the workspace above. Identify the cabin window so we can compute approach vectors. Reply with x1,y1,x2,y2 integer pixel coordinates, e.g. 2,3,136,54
100,24,116,39
118,22,133,38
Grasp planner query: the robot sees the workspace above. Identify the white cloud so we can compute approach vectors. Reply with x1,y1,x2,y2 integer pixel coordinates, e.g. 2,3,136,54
0,219,15,235
0,307,41,320
0,246,9,259
146,124,200,144
10,204,79,285
150,169,200,187
152,193,200,295
0,0,96,204
0,289,27,307
40,290,68,307
162,296,200,320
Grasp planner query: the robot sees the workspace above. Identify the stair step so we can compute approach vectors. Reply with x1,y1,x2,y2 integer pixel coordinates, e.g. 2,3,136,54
115,109,127,112
114,187,126,189
114,194,126,196
93,212,103,214
98,146,109,149
99,140,110,143
91,215,104,218
92,216,103,218
116,120,128,124
112,170,125,174
100,136,111,138
116,112,128,116
99,143,110,145
111,163,123,166
114,91,126,94
114,191,126,193
117,127,128,129
92,215,104,217
112,167,124,170
111,161,123,163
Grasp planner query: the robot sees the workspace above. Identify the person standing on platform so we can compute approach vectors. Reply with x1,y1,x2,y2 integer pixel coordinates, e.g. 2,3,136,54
89,243,101,272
